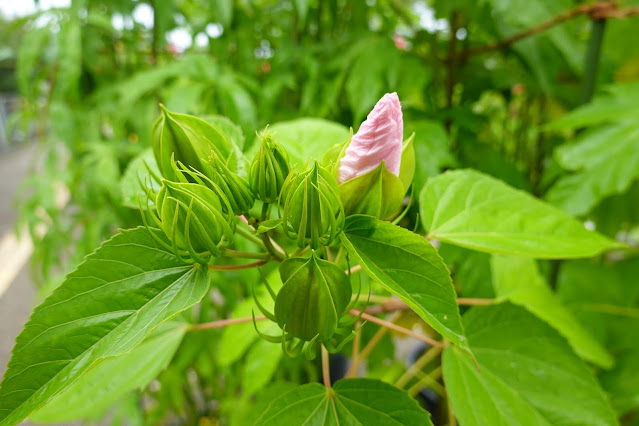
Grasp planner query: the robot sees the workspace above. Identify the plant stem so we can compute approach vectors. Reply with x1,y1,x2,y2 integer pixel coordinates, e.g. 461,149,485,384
395,345,443,389
190,315,267,331
345,322,390,378
208,260,267,271
349,310,444,348
236,225,266,248
322,345,331,388
334,246,346,265
346,321,362,378
407,366,444,397
222,249,270,260
581,9,607,104
456,297,495,306
260,233,286,261
451,1,635,62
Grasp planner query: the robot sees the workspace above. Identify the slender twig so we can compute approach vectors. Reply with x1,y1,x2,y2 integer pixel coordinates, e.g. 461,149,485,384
345,264,362,275
222,248,270,260
191,315,267,331
260,233,286,261
457,297,495,306
208,260,267,270
346,321,362,378
349,310,444,348
407,366,444,397
364,297,495,314
395,345,443,388
345,322,390,378
451,1,639,62
236,225,266,247
322,345,332,388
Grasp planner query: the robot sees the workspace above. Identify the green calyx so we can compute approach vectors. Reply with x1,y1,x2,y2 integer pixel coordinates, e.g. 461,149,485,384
274,252,352,342
152,104,232,181
249,131,291,203
153,176,234,263
207,151,255,215
281,161,344,249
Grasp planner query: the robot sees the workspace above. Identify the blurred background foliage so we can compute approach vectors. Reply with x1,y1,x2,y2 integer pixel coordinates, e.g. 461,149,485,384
2,0,639,423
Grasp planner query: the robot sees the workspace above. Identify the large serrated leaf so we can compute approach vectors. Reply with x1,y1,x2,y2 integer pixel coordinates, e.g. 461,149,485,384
443,303,618,426
340,215,469,352
491,255,612,368
420,169,621,258
29,321,187,422
256,378,433,425
0,228,209,426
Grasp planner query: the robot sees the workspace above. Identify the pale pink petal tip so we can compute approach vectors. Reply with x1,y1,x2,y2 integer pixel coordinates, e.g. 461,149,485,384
338,92,403,184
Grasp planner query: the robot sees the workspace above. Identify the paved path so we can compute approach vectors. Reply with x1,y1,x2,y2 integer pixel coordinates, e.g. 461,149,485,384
0,145,36,380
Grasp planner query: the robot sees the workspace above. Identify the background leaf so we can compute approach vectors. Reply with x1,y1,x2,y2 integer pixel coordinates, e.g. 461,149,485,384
340,215,469,352
443,303,617,426
420,169,621,258
29,321,187,422
0,228,209,425
256,378,433,425
491,255,612,367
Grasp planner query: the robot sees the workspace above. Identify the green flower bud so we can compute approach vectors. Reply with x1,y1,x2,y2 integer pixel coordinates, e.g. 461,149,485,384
206,152,255,215
155,179,234,262
249,131,290,203
281,161,344,249
275,252,351,342
152,105,229,181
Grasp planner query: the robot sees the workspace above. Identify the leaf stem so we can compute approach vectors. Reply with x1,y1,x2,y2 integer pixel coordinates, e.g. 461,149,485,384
190,315,267,331
260,233,287,261
456,297,495,306
208,260,268,270
222,248,270,260
395,345,443,388
349,309,444,348
236,225,266,248
345,321,390,378
346,320,362,378
322,345,331,388
407,366,444,397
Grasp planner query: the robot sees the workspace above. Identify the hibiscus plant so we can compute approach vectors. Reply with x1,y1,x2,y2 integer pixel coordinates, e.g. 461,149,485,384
0,93,627,425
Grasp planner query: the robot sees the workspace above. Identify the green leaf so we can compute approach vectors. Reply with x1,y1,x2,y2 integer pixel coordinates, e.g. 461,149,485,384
29,321,187,422
557,259,639,415
443,304,618,426
546,121,639,216
420,169,621,258
242,339,282,395
254,118,350,169
491,255,612,367
293,0,311,26
340,215,469,352
0,228,210,425
256,378,433,425
545,83,639,130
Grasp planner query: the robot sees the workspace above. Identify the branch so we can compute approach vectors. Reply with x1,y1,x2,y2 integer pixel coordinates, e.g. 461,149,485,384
191,315,267,331
363,297,495,315
350,309,444,348
452,1,639,61
208,260,267,270
322,345,332,388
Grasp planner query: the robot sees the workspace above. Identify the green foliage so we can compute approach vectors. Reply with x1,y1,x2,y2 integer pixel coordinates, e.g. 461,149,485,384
256,379,433,426
420,169,621,258
340,215,468,352
443,303,618,426
3,0,639,424
0,228,209,425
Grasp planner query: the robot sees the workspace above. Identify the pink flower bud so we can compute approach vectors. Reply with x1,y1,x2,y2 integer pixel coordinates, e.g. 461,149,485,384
338,92,403,184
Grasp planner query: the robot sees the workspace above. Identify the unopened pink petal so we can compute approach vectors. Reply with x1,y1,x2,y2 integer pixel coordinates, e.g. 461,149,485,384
338,93,403,183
